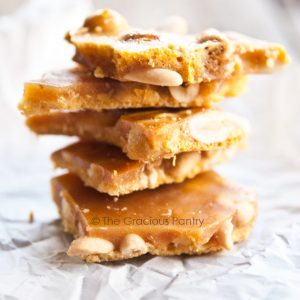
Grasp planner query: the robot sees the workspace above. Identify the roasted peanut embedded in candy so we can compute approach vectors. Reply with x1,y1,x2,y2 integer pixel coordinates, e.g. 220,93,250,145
234,200,255,226
121,32,160,42
123,68,183,86
197,29,234,58
169,84,200,103
214,220,234,250
67,237,114,256
197,28,228,44
119,234,148,256
188,111,250,144
83,9,129,35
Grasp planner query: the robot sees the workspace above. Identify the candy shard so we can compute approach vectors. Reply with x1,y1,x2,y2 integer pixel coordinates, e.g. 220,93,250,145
51,172,257,262
27,108,249,162
66,9,290,84
19,67,247,117
51,141,243,196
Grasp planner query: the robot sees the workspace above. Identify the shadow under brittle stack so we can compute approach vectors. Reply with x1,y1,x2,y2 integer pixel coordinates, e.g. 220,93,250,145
19,9,289,263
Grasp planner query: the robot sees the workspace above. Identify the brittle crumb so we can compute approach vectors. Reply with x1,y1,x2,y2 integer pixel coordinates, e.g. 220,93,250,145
28,211,34,223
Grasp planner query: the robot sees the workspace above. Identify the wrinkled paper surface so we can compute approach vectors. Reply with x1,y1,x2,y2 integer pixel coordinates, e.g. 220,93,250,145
0,0,300,299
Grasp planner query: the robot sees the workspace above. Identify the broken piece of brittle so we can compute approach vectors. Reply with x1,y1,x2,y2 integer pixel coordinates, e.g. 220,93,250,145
51,171,257,262
26,108,249,162
66,9,289,85
19,67,247,116
51,140,243,196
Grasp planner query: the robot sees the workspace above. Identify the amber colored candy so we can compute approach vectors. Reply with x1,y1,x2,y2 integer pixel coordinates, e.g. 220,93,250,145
51,172,257,262
67,9,290,85
27,108,249,162
19,67,247,117
51,140,242,196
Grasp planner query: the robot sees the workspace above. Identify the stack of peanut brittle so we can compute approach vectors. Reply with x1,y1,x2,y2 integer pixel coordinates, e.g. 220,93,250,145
19,9,289,262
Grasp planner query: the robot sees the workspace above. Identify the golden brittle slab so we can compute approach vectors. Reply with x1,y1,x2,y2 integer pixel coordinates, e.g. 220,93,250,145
51,171,257,262
66,9,289,85
52,140,242,196
27,108,249,161
19,67,247,116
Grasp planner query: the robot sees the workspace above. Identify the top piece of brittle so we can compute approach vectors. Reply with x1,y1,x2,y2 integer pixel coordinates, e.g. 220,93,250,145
66,9,290,86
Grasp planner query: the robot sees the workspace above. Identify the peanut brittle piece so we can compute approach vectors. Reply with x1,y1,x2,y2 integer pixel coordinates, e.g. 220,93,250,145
51,140,242,196
27,108,249,161
51,172,257,262
19,67,247,117
66,9,289,85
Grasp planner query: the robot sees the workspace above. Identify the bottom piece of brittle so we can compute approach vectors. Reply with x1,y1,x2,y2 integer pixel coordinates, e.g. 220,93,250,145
51,171,257,263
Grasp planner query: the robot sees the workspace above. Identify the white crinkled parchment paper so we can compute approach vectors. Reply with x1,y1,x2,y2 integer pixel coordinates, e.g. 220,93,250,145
0,0,300,299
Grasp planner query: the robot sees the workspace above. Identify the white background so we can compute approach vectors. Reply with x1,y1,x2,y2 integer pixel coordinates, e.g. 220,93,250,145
0,0,300,299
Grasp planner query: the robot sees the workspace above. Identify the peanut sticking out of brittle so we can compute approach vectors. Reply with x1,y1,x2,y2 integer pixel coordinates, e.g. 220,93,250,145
121,32,160,42
197,29,233,56
83,9,129,35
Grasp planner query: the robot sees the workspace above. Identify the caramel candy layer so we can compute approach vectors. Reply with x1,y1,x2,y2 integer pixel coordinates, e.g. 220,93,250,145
51,141,242,196
52,172,257,262
27,108,249,162
19,67,247,117
66,9,289,85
